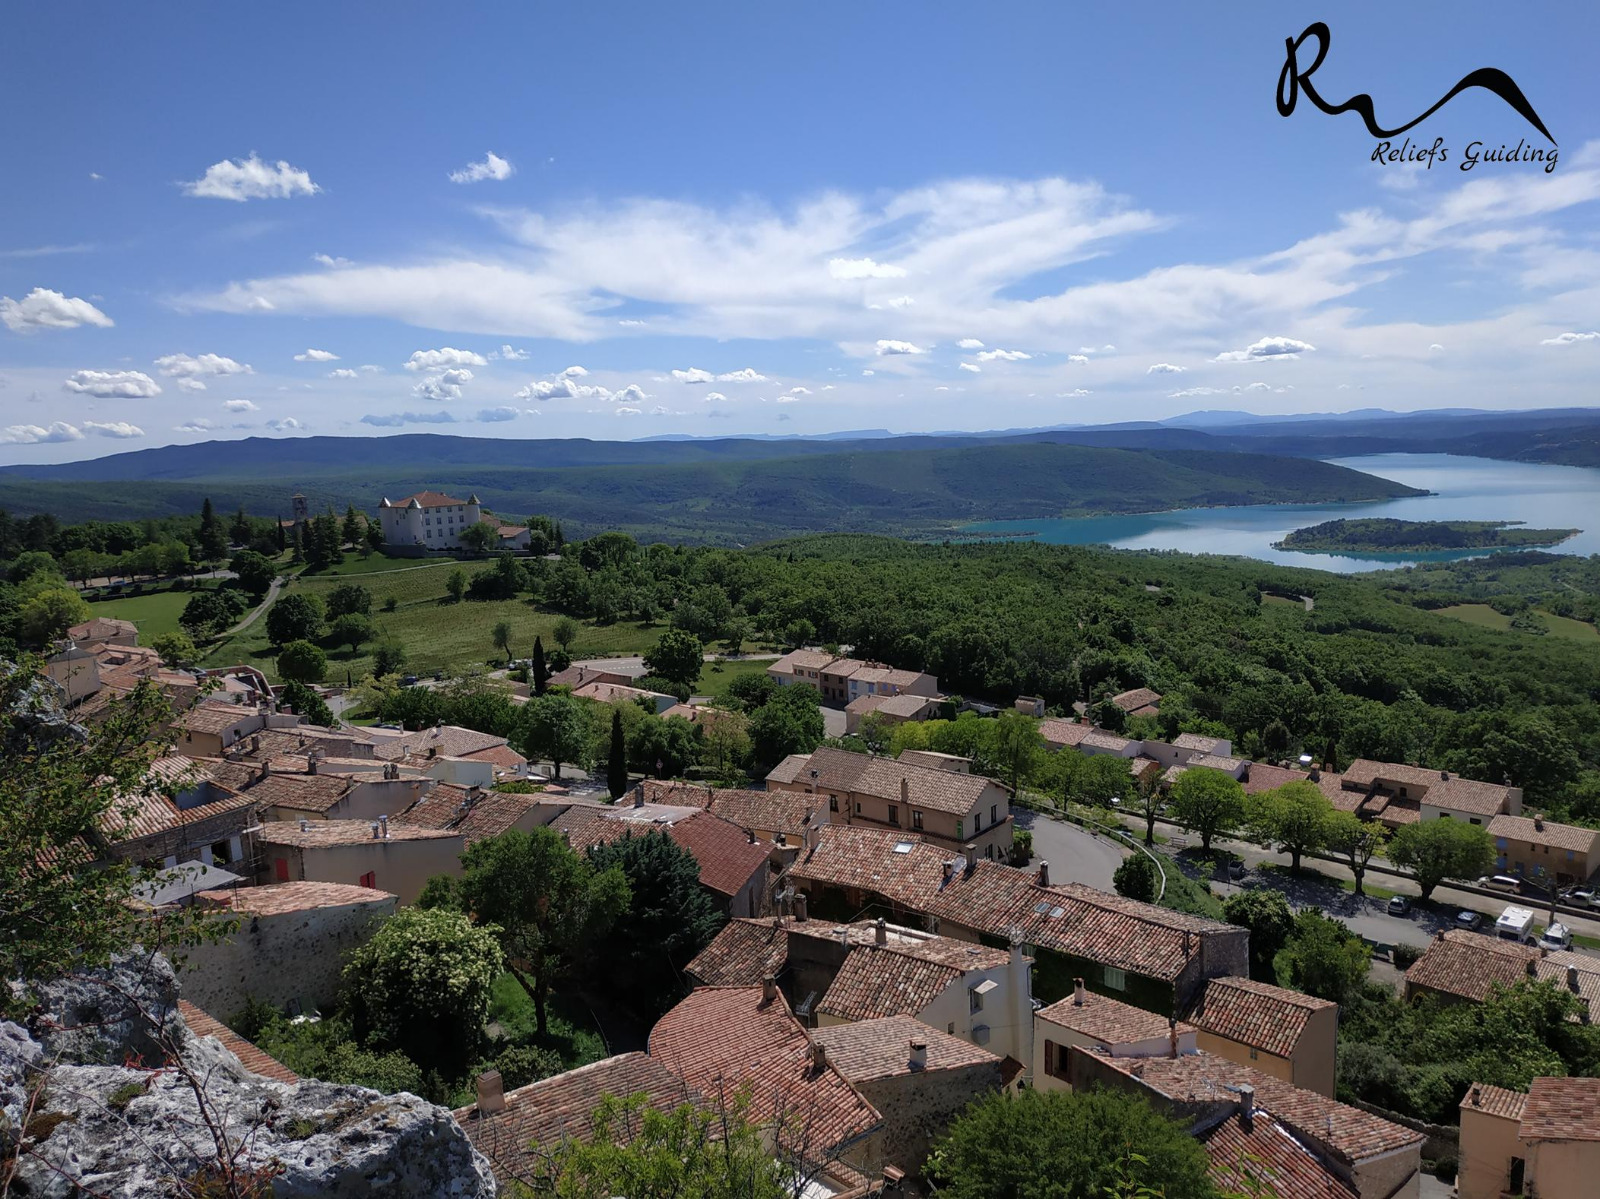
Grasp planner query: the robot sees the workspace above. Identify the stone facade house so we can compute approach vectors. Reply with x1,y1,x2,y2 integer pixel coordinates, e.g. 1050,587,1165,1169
1459,1077,1600,1199
377,490,483,550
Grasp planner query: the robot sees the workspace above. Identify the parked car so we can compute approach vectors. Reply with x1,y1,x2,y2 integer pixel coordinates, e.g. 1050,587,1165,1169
1477,874,1523,894
1387,896,1412,916
1539,922,1573,951
399,674,420,687
1456,910,1484,930
1226,859,1246,880
1562,887,1594,905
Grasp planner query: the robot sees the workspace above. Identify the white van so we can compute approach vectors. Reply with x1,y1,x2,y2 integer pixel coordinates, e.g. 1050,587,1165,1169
1539,922,1573,951
1495,906,1536,943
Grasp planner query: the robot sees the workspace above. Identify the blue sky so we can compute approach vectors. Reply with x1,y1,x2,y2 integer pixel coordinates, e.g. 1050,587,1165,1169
2,2,1597,460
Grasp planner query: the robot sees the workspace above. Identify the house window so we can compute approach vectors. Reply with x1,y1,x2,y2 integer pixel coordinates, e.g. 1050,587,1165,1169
829,797,839,812
360,871,376,888
912,810,923,830
969,988,984,1014
855,802,862,815
209,839,232,865
956,820,964,839
1249,1047,1259,1060
990,803,998,824
888,804,899,826
1103,967,1126,991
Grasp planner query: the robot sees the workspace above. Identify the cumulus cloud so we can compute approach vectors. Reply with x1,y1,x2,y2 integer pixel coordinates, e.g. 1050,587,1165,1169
560,365,589,377
957,338,985,349
313,253,352,268
361,411,455,427
875,339,925,356
182,154,319,201
703,391,729,402
829,257,907,280
156,352,253,380
861,369,875,376
360,364,384,373
785,386,811,397
1214,336,1315,363
449,152,513,185
716,368,766,382
671,367,715,384
613,383,649,405
1146,363,1185,374
328,368,358,379
1067,354,1089,364
295,348,339,362
266,417,302,431
959,362,981,373
83,420,143,438
976,348,1031,362
614,406,642,416
175,378,208,392
492,344,530,360
516,376,606,401
413,368,473,401
1,421,83,444
1058,389,1091,397
224,399,258,412
1428,343,1445,352
173,419,215,433
63,369,161,398
405,347,487,371
478,406,521,422
1244,381,1272,392
0,288,114,333
1540,331,1600,345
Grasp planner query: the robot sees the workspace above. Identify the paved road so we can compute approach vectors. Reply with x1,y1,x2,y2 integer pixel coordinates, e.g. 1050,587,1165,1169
1017,811,1128,892
222,575,284,637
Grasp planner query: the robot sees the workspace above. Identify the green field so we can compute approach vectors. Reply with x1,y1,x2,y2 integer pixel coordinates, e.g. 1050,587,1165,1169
1433,603,1600,642
294,551,451,577
82,584,219,641
692,656,775,700
1260,593,1303,609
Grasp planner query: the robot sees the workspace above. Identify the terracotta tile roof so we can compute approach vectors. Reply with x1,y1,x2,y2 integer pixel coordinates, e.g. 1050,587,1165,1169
1341,760,1513,818
811,1014,998,1082
770,649,838,673
803,922,1013,972
847,665,927,688
818,657,868,679
1040,719,1092,748
1405,930,1542,1003
454,1051,696,1182
766,753,814,785
105,780,257,845
788,826,1235,982
1080,731,1134,752
688,918,791,986
796,746,999,817
546,805,636,851
1488,814,1600,855
571,680,675,705
177,702,263,736
1203,1111,1357,1199
1242,763,1315,795
1111,688,1161,713
394,784,543,845
256,819,460,848
649,987,880,1156
548,665,635,689
636,779,715,807
1092,1048,1423,1164
1173,733,1223,753
1185,977,1333,1060
196,880,396,915
1521,1076,1600,1142
392,490,469,507
1461,1082,1528,1122
1038,991,1192,1048
67,616,138,641
661,810,771,899
374,724,509,762
178,1000,298,1084
244,771,357,813
876,693,939,718
703,788,821,840
816,947,963,1022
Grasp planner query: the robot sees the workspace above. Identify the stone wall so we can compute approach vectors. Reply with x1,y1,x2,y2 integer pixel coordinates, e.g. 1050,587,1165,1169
856,1060,1003,1176
177,893,396,1018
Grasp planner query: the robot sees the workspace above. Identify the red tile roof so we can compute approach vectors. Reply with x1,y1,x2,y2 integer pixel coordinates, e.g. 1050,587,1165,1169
256,819,460,848
1488,814,1600,856
816,948,963,1022
392,490,469,508
1184,977,1334,1060
1111,688,1162,713
661,810,771,899
811,1015,999,1082
1404,930,1546,1005
787,746,1001,817
459,742,529,771
649,987,880,1158
688,918,791,986
1341,760,1513,818
196,880,396,915
1040,719,1093,748
393,784,542,845
178,1000,298,1084
1203,1111,1356,1199
1521,1076,1600,1142
1461,1082,1529,1122
105,778,257,845
243,771,356,814
1037,991,1192,1048
703,788,821,840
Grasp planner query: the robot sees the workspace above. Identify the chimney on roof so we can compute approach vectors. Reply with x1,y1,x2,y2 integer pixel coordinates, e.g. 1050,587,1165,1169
1073,978,1086,1006
1037,860,1050,888
943,858,956,884
900,776,909,807
762,974,777,1003
1527,959,1539,978
1470,1085,1482,1107
634,788,644,809
298,818,309,833
475,1070,506,1115
1309,767,1321,783
308,758,318,776
251,735,260,753
963,844,977,876
809,1038,826,1073
1441,770,1450,780
908,1040,927,1071
794,892,808,922
747,828,757,844
1535,814,1545,831
1168,1017,1180,1059
875,917,888,947
379,814,389,839
1570,965,1582,992
259,760,271,781
371,821,381,840
1238,1083,1255,1132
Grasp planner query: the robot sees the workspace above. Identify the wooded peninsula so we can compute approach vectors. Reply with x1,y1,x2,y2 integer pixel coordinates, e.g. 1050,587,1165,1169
1275,517,1580,554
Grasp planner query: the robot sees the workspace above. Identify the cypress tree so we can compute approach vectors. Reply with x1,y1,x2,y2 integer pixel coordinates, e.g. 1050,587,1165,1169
607,707,628,800
197,497,227,562
532,636,549,696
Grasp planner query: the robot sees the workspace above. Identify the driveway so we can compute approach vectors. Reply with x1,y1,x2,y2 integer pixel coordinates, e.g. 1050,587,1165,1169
1016,811,1129,892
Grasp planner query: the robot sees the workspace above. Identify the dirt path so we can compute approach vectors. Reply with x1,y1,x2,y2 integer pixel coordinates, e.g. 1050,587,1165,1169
222,575,283,637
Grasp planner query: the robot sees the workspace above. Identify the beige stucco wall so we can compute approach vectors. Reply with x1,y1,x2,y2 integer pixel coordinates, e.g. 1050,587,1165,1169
1457,1107,1524,1199
1035,1015,1199,1090
178,894,396,1017
1193,1003,1334,1098
1497,836,1595,884
267,836,464,904
914,953,1032,1069
782,777,1013,859
1525,1138,1600,1199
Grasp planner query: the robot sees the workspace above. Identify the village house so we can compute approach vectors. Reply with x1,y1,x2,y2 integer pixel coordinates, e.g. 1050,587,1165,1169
1403,929,1600,1016
97,755,261,872
1109,687,1161,718
1034,980,1197,1085
65,615,139,649
392,782,548,846
1488,813,1600,886
173,699,272,758
635,780,830,854
256,818,463,904
1182,975,1339,1097
365,721,528,778
1338,759,1522,827
1458,1077,1600,1199
546,663,635,690
179,881,397,1018
843,691,942,734
766,650,939,708
649,985,885,1191
570,678,677,713
766,746,1013,859
786,826,1248,1012
1014,695,1046,717
811,1015,1009,1177
1065,1044,1426,1199
233,761,431,824
376,490,483,550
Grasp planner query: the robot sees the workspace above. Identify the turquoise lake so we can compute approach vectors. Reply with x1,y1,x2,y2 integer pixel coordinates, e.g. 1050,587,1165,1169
960,454,1600,573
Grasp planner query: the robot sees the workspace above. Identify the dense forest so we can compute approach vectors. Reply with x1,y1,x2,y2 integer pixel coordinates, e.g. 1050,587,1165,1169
1277,518,1579,553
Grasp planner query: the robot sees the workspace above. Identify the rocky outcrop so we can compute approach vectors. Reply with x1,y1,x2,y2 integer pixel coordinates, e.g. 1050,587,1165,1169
2,954,496,1197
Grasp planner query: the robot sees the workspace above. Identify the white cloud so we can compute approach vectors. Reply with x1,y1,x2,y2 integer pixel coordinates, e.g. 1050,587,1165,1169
1244,381,1272,392
175,378,208,392
1146,363,1185,374
313,253,352,268
182,154,319,202
173,419,215,433
1168,386,1233,398
1067,354,1089,364
63,369,161,398
1058,389,1091,397
478,406,521,422
887,295,914,308
492,344,530,360
224,399,258,412
328,368,358,379
1214,336,1316,363
413,368,473,401
83,420,143,439
976,348,1031,362
266,417,302,431
959,362,981,373
0,288,114,333
516,377,594,400
875,339,925,356
957,338,985,349
613,383,649,405
702,391,729,402
615,406,642,416
359,364,384,373
617,318,647,327
295,348,339,362
361,411,455,427
1428,343,1445,352
449,152,513,185
716,368,766,382
861,369,875,376
672,367,715,384
829,257,907,280
560,365,588,377
405,347,487,371
156,352,252,379
1540,331,1600,345
785,386,812,396
1,421,83,444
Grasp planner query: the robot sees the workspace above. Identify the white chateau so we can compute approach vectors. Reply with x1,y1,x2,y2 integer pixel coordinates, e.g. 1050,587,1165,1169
377,490,483,548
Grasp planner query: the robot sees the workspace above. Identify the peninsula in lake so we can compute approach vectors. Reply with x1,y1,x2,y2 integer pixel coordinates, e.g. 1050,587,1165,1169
1275,517,1581,555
